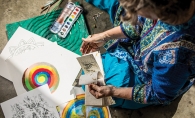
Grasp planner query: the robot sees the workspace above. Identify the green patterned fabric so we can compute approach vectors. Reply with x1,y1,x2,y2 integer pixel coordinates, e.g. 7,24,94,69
132,84,145,103
103,5,123,50
6,3,89,56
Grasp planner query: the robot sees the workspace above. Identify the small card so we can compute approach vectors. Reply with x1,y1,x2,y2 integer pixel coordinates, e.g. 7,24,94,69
77,53,101,74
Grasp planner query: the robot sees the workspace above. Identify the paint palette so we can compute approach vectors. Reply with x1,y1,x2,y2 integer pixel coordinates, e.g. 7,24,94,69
50,2,75,34
58,6,83,38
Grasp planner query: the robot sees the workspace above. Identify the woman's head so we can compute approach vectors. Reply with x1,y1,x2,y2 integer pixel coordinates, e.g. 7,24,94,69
120,0,195,25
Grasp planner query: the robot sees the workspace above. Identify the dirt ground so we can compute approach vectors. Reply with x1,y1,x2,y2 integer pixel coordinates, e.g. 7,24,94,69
0,0,195,117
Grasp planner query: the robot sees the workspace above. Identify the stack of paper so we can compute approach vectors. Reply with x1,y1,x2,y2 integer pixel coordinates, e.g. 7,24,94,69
0,27,80,117
77,51,115,107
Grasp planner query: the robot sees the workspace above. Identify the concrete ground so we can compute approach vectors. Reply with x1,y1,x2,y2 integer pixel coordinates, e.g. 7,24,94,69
0,0,195,118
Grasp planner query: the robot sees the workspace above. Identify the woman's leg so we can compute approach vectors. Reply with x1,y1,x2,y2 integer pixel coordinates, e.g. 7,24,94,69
102,46,150,109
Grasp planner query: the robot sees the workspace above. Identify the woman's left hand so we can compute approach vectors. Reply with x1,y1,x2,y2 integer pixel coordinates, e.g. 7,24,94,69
80,34,106,55
88,84,115,99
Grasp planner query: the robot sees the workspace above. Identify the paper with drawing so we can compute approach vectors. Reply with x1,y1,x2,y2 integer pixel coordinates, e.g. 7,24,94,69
1,84,60,118
6,43,81,105
0,27,53,81
77,52,104,75
77,52,105,85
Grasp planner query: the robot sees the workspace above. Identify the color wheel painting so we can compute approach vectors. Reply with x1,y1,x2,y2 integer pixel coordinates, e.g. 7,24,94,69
62,94,109,118
22,62,60,93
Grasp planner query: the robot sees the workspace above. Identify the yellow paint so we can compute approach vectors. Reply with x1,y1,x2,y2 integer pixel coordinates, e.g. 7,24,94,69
71,15,75,18
38,76,46,83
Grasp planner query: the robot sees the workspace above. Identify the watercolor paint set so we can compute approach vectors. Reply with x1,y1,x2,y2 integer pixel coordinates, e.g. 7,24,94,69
50,2,83,38
58,6,83,38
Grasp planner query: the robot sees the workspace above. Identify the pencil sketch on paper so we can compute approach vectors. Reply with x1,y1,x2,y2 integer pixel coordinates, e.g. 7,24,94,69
11,94,58,118
8,37,44,58
77,54,100,74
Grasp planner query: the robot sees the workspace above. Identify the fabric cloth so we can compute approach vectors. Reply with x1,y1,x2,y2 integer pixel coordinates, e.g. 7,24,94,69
85,0,195,109
102,46,150,109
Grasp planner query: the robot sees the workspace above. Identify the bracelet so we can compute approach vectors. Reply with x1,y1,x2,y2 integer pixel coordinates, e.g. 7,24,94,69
88,34,109,43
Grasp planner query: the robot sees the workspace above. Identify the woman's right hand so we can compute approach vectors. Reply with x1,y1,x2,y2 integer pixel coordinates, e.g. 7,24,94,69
88,84,115,99
80,33,107,55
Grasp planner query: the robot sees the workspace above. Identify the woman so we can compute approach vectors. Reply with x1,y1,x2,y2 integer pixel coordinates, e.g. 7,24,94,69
80,0,195,109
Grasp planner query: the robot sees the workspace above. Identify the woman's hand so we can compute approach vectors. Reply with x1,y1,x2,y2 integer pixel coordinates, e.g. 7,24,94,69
88,84,115,99
80,33,106,55
80,26,127,55
88,83,133,100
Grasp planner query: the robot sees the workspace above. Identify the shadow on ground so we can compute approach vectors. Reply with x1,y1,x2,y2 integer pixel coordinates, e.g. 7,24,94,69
110,96,182,118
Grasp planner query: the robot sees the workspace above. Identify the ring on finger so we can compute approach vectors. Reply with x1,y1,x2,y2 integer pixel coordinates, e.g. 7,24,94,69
88,35,92,38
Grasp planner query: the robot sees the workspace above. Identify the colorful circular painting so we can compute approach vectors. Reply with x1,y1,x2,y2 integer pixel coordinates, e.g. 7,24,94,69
22,62,60,93
62,94,109,118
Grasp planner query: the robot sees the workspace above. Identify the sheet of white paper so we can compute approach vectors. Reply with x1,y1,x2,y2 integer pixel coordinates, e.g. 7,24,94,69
1,84,60,118
6,43,81,105
0,27,53,81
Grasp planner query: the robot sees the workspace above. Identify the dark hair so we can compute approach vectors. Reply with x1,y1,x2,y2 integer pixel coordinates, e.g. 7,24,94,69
120,0,194,25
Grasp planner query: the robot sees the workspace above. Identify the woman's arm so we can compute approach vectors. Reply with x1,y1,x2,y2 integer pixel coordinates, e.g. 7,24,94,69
82,26,127,43
102,26,127,41
80,26,127,54
88,84,133,100
112,87,133,100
